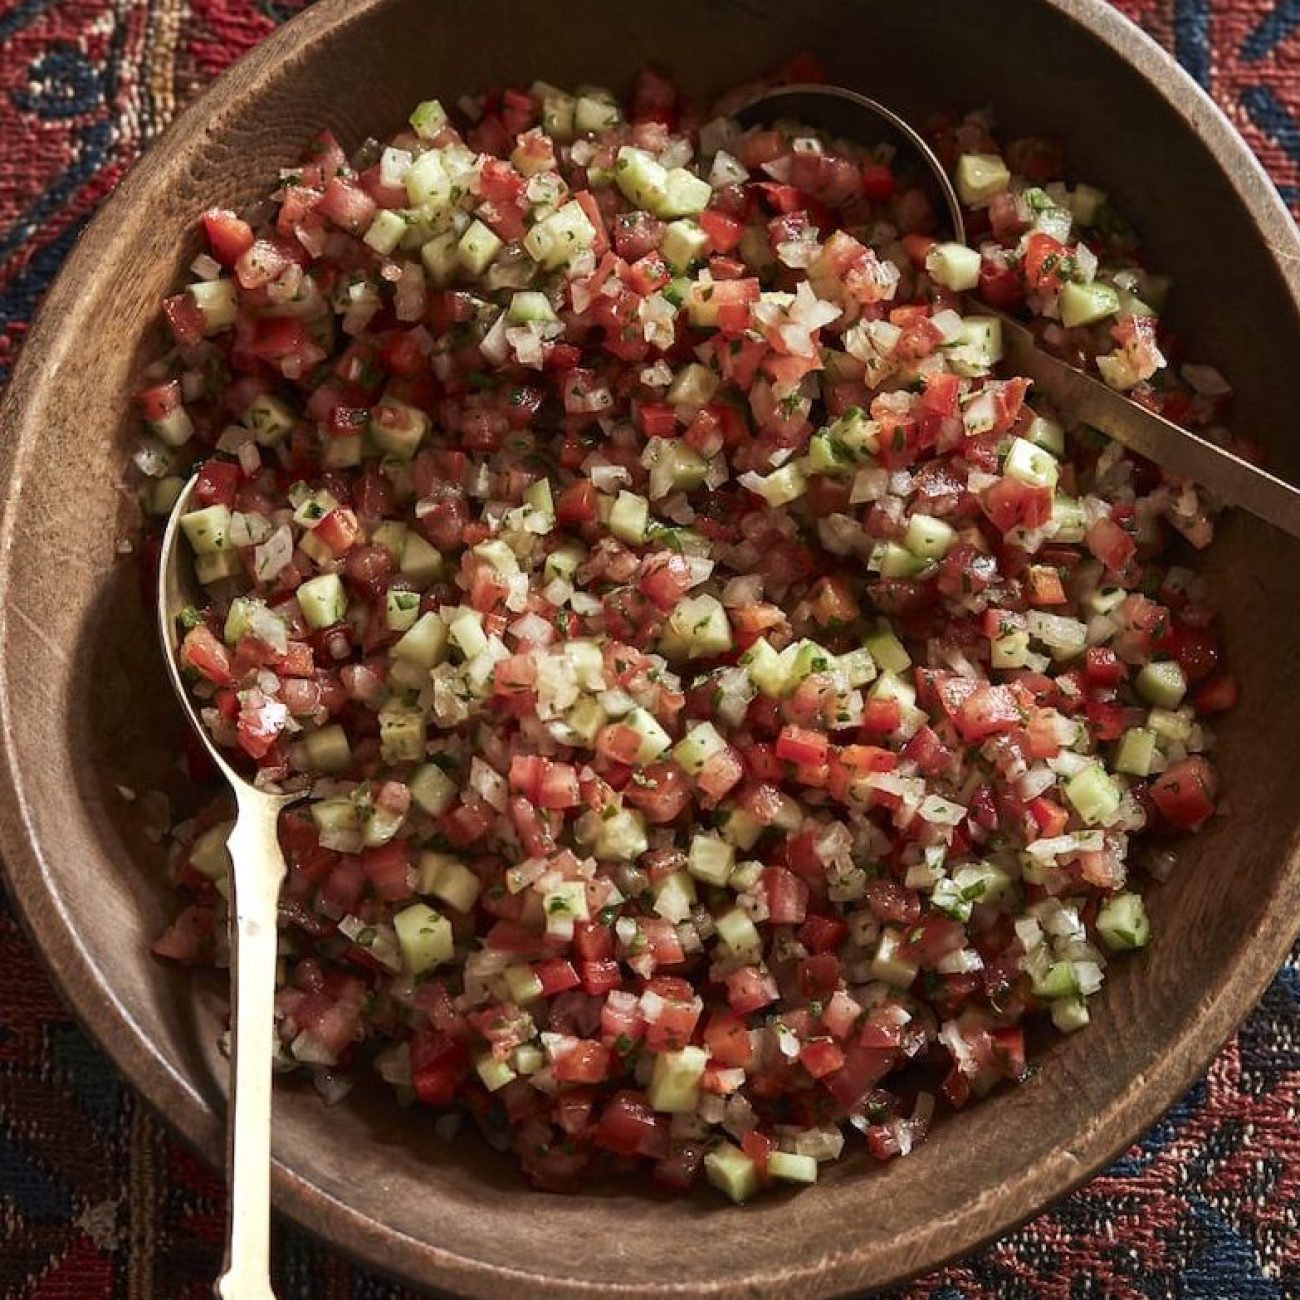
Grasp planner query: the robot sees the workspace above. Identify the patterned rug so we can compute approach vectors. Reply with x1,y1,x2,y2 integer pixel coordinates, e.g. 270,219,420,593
1,2,1297,1296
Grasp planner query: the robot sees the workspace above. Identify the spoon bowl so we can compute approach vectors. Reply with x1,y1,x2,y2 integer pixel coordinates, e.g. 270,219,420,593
158,473,295,1300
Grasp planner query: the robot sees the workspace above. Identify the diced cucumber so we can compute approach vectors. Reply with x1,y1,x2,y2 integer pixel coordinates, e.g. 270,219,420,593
648,1045,709,1113
297,574,346,630
704,1141,758,1203
405,149,452,210
826,406,879,458
925,241,981,292
535,83,576,141
661,219,709,272
768,1151,819,1185
955,153,1011,206
409,99,448,140
543,881,590,937
614,147,669,211
189,821,233,881
149,476,186,515
947,315,1003,377
990,626,1030,672
868,927,918,988
386,588,422,633
189,279,238,334
360,799,407,848
952,860,1012,907
740,462,807,508
505,964,545,1004
864,624,911,674
673,721,727,774
392,611,449,668
543,544,585,585
418,851,482,912
457,220,503,276
369,521,408,565
875,541,932,579
1136,660,1187,710
666,362,720,408
1050,996,1091,1034
1064,763,1122,826
727,858,765,891
1059,281,1120,329
1070,182,1107,226
837,647,878,689
715,907,762,963
448,610,487,659
400,532,444,586
420,230,460,286
621,706,672,764
658,168,713,218
687,833,735,887
303,724,351,774
522,201,597,270
310,796,360,837
410,762,458,816
1050,495,1087,543
1032,959,1080,1001
593,807,649,862
561,695,606,746
807,431,854,478
869,670,917,711
903,512,957,560
608,490,650,544
741,637,788,698
1004,437,1060,490
652,871,697,922
320,434,361,469
574,92,621,135
181,504,233,556
393,903,453,975
370,396,429,460
1025,413,1066,457
1147,707,1193,744
720,808,764,852
1096,891,1151,951
666,594,733,659
364,208,409,256
475,1054,517,1093
1115,727,1158,777
379,708,426,763
507,290,558,325
647,439,708,498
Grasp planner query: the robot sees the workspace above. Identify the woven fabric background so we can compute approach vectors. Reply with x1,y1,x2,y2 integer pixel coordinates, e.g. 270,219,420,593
0,1,1297,1296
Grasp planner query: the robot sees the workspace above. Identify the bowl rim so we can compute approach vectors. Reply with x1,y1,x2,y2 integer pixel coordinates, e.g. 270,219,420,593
2,0,1299,1295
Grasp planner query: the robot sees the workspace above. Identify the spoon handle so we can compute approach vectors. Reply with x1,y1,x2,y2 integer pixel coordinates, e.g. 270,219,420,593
996,313,1300,539
214,785,290,1300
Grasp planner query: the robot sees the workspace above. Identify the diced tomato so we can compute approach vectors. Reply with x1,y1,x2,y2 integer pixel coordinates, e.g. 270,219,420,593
1150,757,1217,830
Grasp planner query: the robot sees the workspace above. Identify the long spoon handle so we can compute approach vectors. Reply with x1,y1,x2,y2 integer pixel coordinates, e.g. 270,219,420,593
997,313,1300,539
214,785,291,1300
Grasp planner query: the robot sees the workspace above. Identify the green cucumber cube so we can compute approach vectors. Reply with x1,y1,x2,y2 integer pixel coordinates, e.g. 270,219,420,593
392,611,449,667
955,153,1011,205
386,588,422,633
672,721,727,774
1059,281,1120,329
419,851,482,912
302,724,351,774
181,505,233,556
1114,727,1158,777
925,241,981,292
704,1142,758,1203
297,574,346,630
393,903,453,974
1136,660,1187,710
410,762,458,816
687,833,735,887
1096,891,1151,951
661,219,709,272
379,709,426,763
1064,763,1122,825
457,219,503,277
768,1151,819,1184
648,1045,708,1113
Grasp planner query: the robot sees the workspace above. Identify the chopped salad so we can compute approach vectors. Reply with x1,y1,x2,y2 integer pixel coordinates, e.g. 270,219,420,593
140,60,1236,1202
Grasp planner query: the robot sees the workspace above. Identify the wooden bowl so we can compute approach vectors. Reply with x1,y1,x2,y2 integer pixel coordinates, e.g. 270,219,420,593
2,1,1299,1295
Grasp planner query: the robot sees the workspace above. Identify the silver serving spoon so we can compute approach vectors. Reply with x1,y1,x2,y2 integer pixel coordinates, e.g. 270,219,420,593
737,84,1300,538
158,473,298,1300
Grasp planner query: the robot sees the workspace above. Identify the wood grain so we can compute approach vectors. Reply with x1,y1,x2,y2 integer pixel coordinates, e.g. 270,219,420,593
1,1,1299,1297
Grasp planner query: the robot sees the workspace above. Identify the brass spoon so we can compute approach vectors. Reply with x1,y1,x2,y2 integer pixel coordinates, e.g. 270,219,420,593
737,84,1300,537
158,473,299,1300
